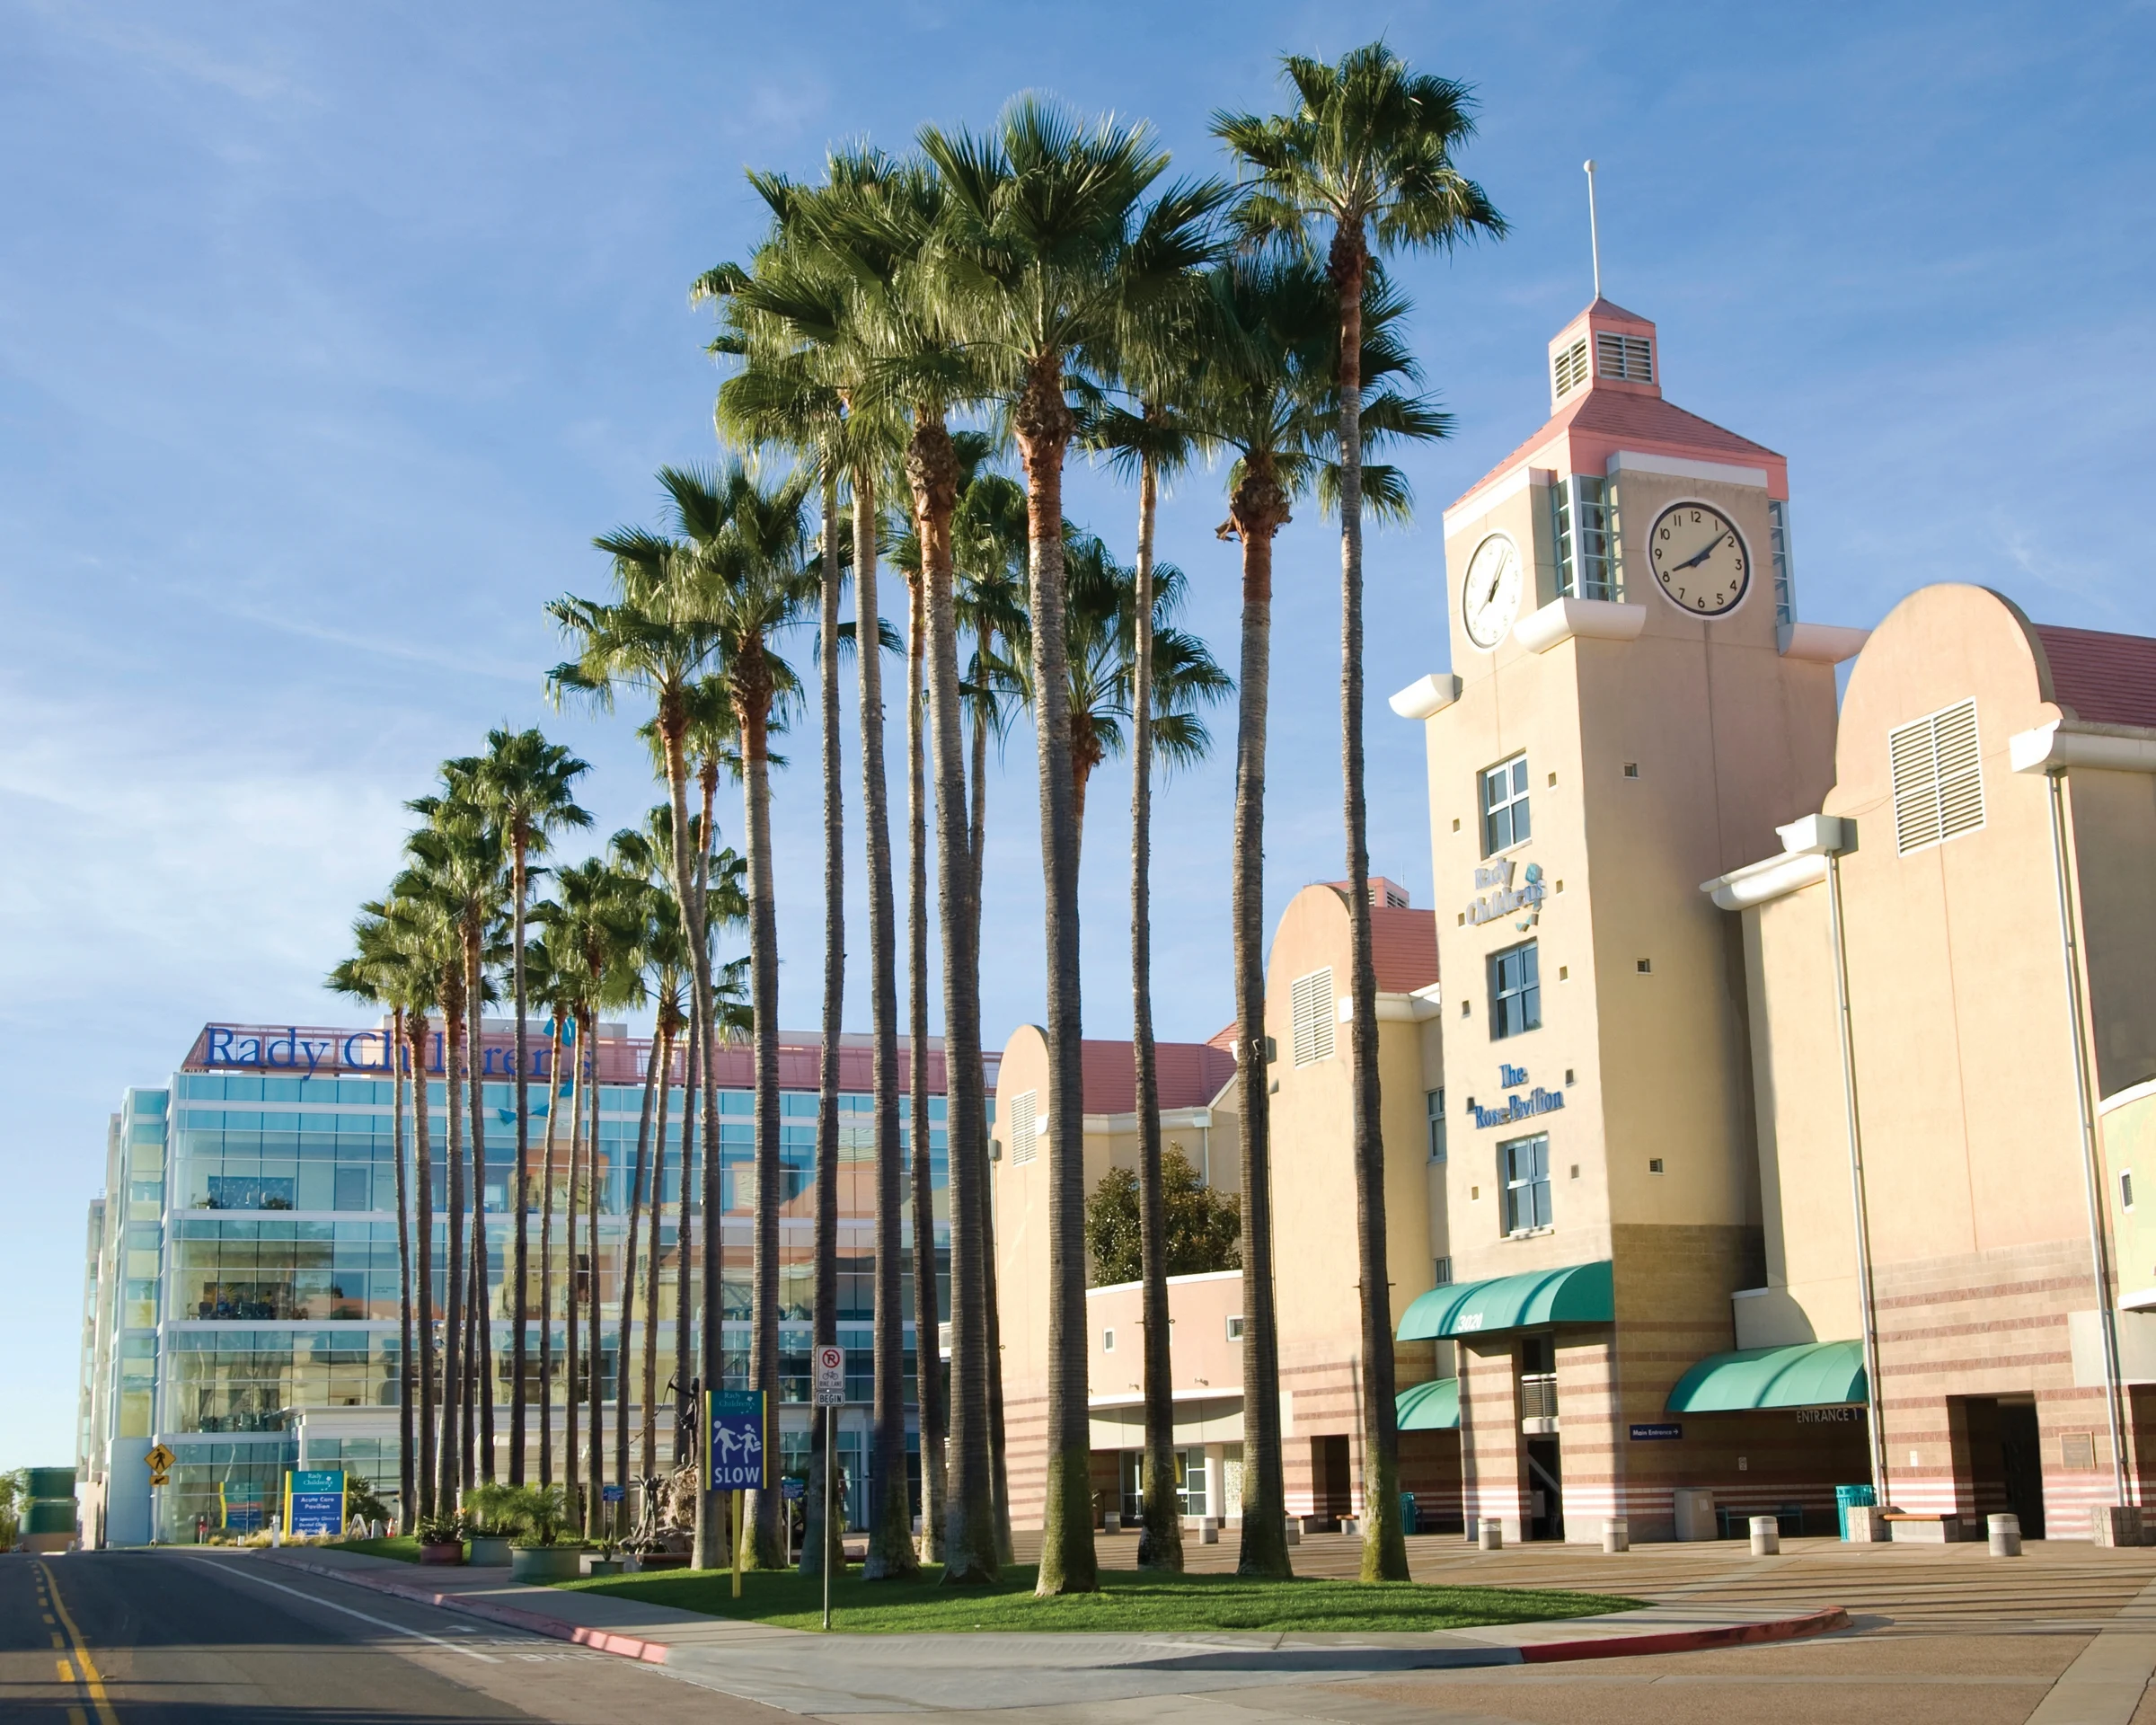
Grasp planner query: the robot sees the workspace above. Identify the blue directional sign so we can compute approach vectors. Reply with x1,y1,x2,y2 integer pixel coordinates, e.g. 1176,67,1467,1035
601,1482,625,1503
285,1469,347,1535
705,1389,769,1491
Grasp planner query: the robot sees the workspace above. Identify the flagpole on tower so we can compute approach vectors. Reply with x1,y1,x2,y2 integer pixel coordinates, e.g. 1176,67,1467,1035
1584,159,1602,299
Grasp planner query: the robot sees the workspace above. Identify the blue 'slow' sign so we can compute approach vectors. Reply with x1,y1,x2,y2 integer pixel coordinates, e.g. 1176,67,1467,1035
1629,1423,1683,1441
706,1389,768,1491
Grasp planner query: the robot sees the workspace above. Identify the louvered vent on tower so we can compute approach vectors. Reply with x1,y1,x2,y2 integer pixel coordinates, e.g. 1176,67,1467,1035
1007,1089,1038,1164
1889,699,1985,855
1595,332,1654,383
1552,339,1589,399
1290,968,1336,1067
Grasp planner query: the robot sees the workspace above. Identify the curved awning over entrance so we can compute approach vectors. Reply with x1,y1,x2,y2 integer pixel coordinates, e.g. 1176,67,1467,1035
1395,1260,1614,1340
1665,1340,1868,1412
1395,1376,1459,1430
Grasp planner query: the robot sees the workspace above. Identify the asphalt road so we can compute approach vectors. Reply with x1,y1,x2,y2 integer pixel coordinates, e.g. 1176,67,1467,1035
0,1549,786,1724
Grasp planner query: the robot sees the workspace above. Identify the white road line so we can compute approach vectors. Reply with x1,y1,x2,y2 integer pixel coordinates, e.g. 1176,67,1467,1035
178,1557,501,1663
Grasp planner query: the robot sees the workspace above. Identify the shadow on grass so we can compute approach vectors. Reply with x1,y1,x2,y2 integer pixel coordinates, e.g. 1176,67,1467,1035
323,1535,424,1563
560,1561,1642,1634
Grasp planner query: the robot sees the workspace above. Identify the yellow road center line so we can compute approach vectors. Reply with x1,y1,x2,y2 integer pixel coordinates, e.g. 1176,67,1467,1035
39,1564,119,1725
57,1658,75,1683
44,1613,57,1624
69,1710,88,1725
52,1632,66,1649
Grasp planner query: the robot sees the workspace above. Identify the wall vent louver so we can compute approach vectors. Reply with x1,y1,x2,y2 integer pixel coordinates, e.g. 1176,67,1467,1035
1595,332,1654,383
1552,338,1588,398
1290,968,1336,1067
1008,1089,1038,1165
1889,699,1985,856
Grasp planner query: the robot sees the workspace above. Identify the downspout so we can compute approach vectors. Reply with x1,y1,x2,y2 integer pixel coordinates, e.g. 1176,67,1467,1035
2042,766,2132,1508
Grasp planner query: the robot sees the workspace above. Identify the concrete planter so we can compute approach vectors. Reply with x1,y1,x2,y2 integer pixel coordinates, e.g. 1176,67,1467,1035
582,1556,623,1577
418,1541,464,1567
509,1545,587,1583
466,1535,514,1567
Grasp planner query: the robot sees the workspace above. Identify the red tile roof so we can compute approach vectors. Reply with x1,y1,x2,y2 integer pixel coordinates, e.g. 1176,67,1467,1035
2035,624,2156,730
1074,1039,1237,1115
1368,905,1440,994
1452,386,1783,516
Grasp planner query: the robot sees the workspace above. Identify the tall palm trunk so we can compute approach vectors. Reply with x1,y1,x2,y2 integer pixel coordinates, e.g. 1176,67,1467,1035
741,684,787,1570
564,1014,586,1531
1230,466,1292,1577
695,765,729,1573
510,836,533,1484
464,1216,480,1488
1013,366,1094,1596
466,924,493,1483
910,415,996,1584
587,1009,605,1537
409,1013,437,1519
537,1019,562,1486
675,999,701,1468
1331,245,1405,1582
854,469,915,1581
641,1021,675,1487
393,1007,416,1533
906,565,947,1565
617,1031,660,1523
806,467,847,1577
1130,452,1181,1572
437,978,466,1516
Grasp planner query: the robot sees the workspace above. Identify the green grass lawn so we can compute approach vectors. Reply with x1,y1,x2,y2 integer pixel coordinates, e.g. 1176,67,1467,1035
560,1562,1641,1634
324,1535,425,1563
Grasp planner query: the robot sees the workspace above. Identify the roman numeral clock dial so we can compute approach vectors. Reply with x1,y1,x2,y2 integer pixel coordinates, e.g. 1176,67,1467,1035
1649,502,1750,615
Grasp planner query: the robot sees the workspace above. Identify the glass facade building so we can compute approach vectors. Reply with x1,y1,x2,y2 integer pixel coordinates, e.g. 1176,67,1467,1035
77,1019,985,1545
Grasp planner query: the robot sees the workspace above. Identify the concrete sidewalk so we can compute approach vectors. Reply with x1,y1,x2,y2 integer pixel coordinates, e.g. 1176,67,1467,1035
260,1546,1847,1715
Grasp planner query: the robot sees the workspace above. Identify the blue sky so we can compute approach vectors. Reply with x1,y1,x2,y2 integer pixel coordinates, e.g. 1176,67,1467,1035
2,0,2149,1464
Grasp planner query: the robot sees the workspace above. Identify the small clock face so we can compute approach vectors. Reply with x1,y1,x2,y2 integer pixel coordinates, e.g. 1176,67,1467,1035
1462,533,1524,649
1649,503,1750,615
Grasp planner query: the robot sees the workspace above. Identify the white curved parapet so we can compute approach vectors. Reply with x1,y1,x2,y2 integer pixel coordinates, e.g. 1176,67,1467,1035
1388,672,1462,720
1777,622,1870,663
1513,597,1647,654
2010,722,2156,775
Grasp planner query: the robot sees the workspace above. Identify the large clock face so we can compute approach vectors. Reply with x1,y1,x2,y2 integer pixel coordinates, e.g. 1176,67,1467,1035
1462,533,1524,649
1649,502,1750,616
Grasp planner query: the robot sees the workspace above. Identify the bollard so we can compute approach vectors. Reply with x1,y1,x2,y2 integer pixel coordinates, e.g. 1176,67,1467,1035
1199,1518,1220,1545
1479,1518,1503,1552
1103,1511,1120,1534
1284,1517,1301,1546
1602,1517,1630,1553
1988,1513,2022,1557
1749,1515,1780,1556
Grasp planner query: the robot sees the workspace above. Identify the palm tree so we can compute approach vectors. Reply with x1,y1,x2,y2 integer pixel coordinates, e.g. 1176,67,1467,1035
925,98,1222,1594
525,933,574,1489
1217,50,1499,1578
472,729,592,1485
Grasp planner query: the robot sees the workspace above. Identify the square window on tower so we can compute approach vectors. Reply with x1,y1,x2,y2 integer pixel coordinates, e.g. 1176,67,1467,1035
1480,755,1531,854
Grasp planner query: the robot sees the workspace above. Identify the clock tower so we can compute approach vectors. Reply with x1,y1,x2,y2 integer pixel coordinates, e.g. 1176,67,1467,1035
1389,297,1868,1542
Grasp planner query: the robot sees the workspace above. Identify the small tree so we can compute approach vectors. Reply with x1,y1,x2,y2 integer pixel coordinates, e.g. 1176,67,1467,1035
1083,1148,1241,1287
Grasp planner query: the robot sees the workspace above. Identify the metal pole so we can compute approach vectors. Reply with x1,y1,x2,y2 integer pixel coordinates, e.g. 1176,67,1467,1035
1825,850,1890,1502
821,1406,833,1631
1583,160,1602,299
2046,769,2132,1507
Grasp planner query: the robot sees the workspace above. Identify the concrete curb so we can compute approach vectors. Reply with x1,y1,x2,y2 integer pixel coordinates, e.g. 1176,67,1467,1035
263,1554,676,1664
261,1552,1849,1673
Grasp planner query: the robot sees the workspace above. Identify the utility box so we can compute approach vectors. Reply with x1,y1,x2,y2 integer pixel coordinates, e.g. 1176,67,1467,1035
1672,1488,1718,1542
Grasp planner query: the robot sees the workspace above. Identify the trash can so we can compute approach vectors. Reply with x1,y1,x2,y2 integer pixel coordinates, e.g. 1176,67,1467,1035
1399,1492,1418,1535
1835,1483,1877,1540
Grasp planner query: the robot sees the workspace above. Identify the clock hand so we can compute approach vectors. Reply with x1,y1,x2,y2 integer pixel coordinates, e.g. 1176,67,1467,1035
1676,532,1730,572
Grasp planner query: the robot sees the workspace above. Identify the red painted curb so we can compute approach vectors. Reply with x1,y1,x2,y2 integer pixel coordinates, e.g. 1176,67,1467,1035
1517,1605,1851,1663
264,1554,674,1665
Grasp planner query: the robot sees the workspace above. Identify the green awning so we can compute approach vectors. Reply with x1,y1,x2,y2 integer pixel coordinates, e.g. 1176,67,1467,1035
1396,1377,1459,1430
1396,1260,1614,1340
1665,1340,1868,1412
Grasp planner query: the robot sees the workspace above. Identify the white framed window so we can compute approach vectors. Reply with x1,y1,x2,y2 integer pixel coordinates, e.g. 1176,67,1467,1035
1489,942,1542,1039
1889,699,1984,856
1102,1328,1115,1352
1767,499,1796,627
1433,1256,1454,1287
2124,1171,2136,1213
1225,1314,1244,1340
1008,1090,1038,1165
1551,476,1617,600
1552,337,1588,399
1480,755,1531,854
1502,1133,1552,1235
1595,330,1654,381
1290,968,1335,1067
1427,1089,1447,1162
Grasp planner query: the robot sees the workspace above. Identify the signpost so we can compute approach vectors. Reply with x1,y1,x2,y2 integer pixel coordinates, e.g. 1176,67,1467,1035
284,1469,348,1537
813,1346,845,1631
706,1389,767,1599
146,1443,174,1544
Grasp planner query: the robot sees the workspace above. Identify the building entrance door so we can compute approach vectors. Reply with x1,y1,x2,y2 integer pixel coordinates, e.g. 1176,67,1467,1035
1312,1435,1352,1528
1525,1437,1564,1541
1999,1401,2046,1538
